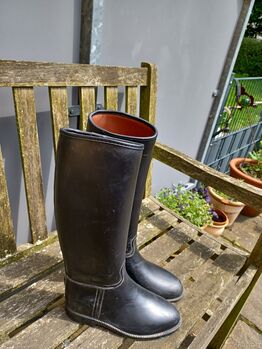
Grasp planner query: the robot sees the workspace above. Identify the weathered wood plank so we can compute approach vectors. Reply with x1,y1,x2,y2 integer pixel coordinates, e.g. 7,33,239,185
137,210,177,248
139,196,160,221
0,307,79,349
140,62,157,198
141,224,197,265
13,87,48,242
0,60,148,87
241,272,262,332
222,320,262,349
0,241,62,299
49,87,69,152
222,214,261,253
79,87,96,130
153,142,262,211
104,87,118,110
125,86,137,115
188,266,256,349
0,268,64,342
66,327,123,349
128,250,246,349
0,148,16,258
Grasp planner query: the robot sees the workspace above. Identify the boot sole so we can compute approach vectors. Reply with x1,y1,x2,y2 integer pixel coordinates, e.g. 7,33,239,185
66,307,181,339
167,289,184,302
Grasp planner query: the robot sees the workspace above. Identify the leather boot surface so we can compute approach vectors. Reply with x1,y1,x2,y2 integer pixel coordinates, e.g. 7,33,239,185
55,128,181,338
88,111,183,301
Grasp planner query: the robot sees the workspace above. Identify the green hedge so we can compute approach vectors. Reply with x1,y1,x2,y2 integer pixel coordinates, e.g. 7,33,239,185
234,37,262,77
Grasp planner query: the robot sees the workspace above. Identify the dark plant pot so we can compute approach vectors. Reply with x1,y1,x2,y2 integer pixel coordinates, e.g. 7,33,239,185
229,158,262,217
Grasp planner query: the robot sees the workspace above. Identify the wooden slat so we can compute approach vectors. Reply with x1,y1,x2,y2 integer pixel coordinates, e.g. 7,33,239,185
0,60,148,87
67,327,123,349
49,87,69,152
79,87,96,130
0,268,64,342
128,249,246,349
0,148,16,258
0,307,79,349
188,266,256,349
104,87,118,110
13,87,48,242
0,241,62,299
139,62,157,197
137,210,177,248
141,225,196,265
222,320,261,349
154,142,262,211
125,86,137,115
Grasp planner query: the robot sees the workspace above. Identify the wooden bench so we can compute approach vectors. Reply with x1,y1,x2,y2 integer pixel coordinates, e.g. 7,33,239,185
0,60,261,348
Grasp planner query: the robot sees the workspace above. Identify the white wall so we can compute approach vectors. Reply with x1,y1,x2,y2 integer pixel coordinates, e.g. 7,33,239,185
98,0,243,193
0,0,81,244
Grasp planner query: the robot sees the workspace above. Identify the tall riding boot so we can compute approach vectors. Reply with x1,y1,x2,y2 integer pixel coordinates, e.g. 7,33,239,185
55,128,180,339
88,111,183,301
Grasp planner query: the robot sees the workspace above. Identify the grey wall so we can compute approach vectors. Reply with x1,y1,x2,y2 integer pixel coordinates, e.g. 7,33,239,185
0,0,81,244
97,0,243,193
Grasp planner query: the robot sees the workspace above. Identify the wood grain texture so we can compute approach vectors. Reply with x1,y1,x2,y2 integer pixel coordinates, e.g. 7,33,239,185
125,86,137,115
0,60,148,87
140,62,157,197
49,87,69,152
79,87,96,130
137,210,177,248
0,148,16,258
0,268,64,341
13,87,48,242
66,327,123,349
1,307,79,349
104,87,118,110
0,241,62,298
188,267,256,349
129,250,246,349
154,142,262,211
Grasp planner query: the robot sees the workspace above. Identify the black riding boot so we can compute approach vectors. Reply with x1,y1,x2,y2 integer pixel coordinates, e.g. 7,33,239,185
55,128,180,339
88,111,183,301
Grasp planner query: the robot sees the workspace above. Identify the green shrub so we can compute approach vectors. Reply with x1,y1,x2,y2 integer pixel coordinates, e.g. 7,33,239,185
234,37,262,77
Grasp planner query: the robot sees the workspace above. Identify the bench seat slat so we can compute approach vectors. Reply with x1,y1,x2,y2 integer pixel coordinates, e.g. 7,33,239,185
13,87,48,242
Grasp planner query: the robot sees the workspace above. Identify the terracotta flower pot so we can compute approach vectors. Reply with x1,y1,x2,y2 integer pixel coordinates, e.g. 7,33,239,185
203,209,229,237
229,158,262,217
207,187,244,226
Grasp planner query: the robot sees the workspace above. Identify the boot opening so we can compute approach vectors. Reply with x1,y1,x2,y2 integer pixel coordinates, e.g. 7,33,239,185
92,113,155,137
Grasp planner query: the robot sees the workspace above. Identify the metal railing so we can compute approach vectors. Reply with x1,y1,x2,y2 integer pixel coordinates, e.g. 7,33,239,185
204,76,262,173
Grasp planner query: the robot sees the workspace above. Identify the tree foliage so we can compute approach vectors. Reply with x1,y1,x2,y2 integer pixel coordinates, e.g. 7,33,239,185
234,37,262,76
245,0,262,38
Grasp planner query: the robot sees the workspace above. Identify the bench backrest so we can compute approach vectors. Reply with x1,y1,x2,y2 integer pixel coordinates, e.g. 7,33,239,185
0,60,157,257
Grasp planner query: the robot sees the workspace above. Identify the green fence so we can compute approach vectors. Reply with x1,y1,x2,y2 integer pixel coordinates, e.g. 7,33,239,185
216,77,262,134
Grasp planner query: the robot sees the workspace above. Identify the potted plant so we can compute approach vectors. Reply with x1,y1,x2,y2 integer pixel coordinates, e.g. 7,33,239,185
202,209,229,237
156,185,228,236
207,187,245,226
230,141,262,217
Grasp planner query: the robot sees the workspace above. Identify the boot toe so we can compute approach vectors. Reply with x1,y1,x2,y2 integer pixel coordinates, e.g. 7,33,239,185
127,254,183,301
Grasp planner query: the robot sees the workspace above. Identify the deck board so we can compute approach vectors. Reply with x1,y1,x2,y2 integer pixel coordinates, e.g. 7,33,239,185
0,197,257,348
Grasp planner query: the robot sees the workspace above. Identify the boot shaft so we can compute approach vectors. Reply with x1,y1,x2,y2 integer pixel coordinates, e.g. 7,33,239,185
88,111,157,255
55,128,143,287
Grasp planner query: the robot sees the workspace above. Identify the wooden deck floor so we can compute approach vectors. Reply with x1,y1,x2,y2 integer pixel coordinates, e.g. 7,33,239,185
222,272,262,349
0,198,260,349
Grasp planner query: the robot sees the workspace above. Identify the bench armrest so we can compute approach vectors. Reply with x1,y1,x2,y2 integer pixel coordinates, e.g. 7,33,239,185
153,142,262,211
